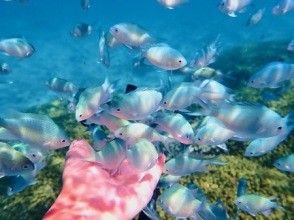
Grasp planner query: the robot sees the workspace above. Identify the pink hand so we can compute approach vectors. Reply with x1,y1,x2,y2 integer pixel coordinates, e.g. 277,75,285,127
43,140,165,220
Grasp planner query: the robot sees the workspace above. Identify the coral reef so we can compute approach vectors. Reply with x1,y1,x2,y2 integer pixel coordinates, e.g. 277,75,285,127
0,40,294,220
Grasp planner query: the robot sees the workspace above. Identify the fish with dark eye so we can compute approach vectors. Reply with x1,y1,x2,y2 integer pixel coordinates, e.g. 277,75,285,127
0,112,70,150
98,31,110,68
198,102,291,139
109,23,153,49
158,183,203,218
244,122,293,157
157,0,188,9
248,62,294,88
246,8,265,26
0,38,35,58
80,0,90,10
151,111,194,145
12,142,47,171
70,23,92,38
0,142,34,178
272,0,294,15
219,0,252,17
107,88,162,120
235,194,283,217
142,43,187,71
75,78,114,121
0,62,11,74
274,153,294,173
46,77,78,97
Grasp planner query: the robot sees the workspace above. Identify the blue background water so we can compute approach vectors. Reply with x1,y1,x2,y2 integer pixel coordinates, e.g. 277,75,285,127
0,0,293,111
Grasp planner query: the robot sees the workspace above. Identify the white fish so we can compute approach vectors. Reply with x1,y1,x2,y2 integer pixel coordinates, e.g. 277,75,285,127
247,8,265,26
98,31,110,68
272,0,294,15
144,44,187,70
248,62,294,88
287,39,294,51
152,112,194,144
157,0,188,9
0,38,35,58
219,0,252,17
75,78,114,121
274,153,294,173
109,23,152,48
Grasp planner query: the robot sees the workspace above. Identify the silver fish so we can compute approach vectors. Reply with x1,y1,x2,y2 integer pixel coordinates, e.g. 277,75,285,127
195,116,235,146
191,35,221,69
46,77,78,97
86,111,130,133
144,43,187,70
108,88,162,120
201,102,289,139
272,0,294,15
91,126,108,151
158,183,202,218
274,153,294,173
95,139,126,171
161,82,200,111
165,154,225,176
219,0,252,17
98,31,110,68
0,112,70,149
235,194,281,217
157,0,188,9
244,124,293,157
126,139,158,171
113,122,174,146
0,142,34,178
75,78,114,121
109,23,152,48
0,38,35,58
247,8,265,26
248,62,294,88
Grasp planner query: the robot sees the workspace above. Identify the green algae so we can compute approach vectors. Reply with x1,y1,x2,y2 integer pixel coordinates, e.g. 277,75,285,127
0,40,293,220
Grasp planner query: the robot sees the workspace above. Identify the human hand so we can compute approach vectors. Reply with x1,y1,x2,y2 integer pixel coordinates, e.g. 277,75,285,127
43,140,165,220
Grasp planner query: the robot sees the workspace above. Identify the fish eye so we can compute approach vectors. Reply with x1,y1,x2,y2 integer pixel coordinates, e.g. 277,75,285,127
178,60,182,63
79,114,83,118
62,140,66,143
163,101,167,105
115,28,119,32
198,137,201,141
276,162,281,166
250,152,253,155
32,154,36,158
23,165,29,169
251,80,254,83
277,126,282,130
119,133,123,136
117,108,120,112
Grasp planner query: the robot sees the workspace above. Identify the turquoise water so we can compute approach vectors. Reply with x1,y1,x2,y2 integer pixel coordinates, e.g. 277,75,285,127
0,1,294,220
1,0,293,110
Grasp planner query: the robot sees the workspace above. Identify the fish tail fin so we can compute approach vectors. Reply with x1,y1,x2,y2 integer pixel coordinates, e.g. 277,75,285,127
101,78,116,95
285,111,294,128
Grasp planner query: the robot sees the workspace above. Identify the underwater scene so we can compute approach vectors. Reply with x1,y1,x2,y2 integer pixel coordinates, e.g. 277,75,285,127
0,0,294,219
